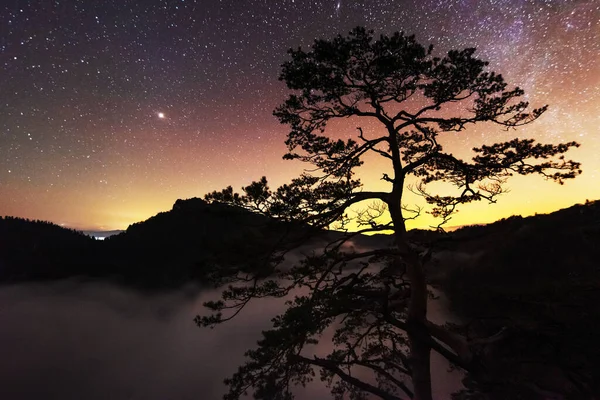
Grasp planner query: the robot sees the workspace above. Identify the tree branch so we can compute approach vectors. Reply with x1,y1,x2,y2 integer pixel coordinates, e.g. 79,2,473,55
289,354,408,400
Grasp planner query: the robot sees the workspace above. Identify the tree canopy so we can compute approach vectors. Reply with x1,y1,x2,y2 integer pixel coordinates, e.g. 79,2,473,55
197,27,581,400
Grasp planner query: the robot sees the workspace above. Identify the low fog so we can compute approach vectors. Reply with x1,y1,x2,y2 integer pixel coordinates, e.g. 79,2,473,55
0,248,463,399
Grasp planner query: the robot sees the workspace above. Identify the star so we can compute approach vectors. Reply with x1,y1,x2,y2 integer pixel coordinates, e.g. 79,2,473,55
157,112,165,119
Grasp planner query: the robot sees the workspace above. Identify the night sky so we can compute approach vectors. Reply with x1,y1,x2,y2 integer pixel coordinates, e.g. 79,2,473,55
1,0,598,230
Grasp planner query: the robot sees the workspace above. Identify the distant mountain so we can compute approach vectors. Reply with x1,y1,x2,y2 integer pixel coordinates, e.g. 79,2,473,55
429,199,600,280
0,198,320,288
1,199,598,293
102,197,312,287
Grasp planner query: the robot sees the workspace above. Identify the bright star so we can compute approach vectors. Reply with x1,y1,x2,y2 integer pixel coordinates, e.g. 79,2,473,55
157,112,165,119
335,1,341,16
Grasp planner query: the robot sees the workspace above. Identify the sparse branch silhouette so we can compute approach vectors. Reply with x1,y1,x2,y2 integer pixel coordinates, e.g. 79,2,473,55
197,27,581,400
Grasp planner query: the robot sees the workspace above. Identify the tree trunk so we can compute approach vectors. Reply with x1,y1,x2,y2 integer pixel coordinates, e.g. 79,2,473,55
409,328,433,400
385,119,433,400
403,252,433,400
389,200,433,400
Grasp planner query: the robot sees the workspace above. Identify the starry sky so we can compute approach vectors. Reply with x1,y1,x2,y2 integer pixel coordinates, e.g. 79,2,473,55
1,0,598,230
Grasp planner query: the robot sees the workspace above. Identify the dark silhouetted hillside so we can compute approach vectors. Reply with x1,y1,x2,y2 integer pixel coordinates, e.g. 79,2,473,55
0,198,319,289
102,198,307,287
0,216,103,281
435,200,600,399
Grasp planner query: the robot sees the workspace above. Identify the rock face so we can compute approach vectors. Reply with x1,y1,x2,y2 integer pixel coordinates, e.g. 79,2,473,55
172,197,209,211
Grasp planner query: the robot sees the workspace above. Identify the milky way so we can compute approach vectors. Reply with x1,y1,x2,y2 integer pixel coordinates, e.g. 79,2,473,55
1,0,598,229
